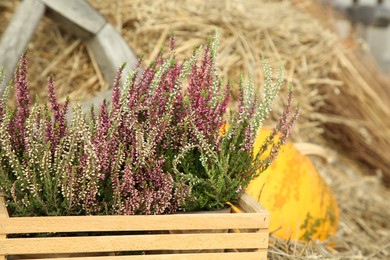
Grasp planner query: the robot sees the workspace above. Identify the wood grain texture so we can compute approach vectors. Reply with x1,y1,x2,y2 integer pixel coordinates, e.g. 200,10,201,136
0,194,269,258
0,213,267,234
0,232,267,255
41,251,267,260
0,196,8,218
238,193,269,213
41,0,106,37
0,196,8,260
0,0,45,94
87,23,138,86
237,193,270,253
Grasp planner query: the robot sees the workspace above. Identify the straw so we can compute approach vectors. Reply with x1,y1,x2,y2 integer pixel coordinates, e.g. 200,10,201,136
1,0,389,258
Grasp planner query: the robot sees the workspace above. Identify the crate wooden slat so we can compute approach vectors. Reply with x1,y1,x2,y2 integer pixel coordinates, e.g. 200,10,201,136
0,195,269,259
27,251,267,260
0,233,267,255
0,196,7,260
0,213,266,234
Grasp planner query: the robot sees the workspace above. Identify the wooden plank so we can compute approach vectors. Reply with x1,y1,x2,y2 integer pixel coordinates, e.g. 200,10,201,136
237,193,269,254
0,232,267,255
87,23,138,86
0,196,8,218
0,196,8,260
41,0,106,38
42,251,267,260
238,193,269,214
0,213,267,234
0,0,45,94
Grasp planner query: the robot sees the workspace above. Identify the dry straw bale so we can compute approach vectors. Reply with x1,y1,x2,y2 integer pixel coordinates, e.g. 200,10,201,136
1,0,390,258
292,0,390,185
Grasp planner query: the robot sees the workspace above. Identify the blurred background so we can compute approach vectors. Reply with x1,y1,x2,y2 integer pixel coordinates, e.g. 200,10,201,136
0,0,389,258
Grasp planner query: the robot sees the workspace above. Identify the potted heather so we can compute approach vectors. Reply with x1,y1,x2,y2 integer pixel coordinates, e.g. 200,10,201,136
0,35,298,217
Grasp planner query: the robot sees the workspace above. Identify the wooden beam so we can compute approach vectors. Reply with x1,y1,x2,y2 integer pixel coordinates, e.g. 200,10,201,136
238,193,269,215
0,0,45,94
41,0,106,39
87,23,138,87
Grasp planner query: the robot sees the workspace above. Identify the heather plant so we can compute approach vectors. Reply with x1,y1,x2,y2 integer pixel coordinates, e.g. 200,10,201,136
0,54,108,216
0,57,188,216
0,35,299,216
172,38,299,211
90,43,190,215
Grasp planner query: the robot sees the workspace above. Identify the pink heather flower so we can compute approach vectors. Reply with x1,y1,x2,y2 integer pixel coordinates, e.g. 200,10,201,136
279,90,293,132
186,42,230,143
113,160,178,215
0,102,4,124
44,114,54,148
93,100,112,178
15,53,31,124
98,100,110,136
10,53,31,152
277,90,300,146
111,65,124,116
47,76,68,153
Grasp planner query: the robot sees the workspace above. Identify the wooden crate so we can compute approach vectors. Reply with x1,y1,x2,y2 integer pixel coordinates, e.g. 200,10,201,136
0,194,269,259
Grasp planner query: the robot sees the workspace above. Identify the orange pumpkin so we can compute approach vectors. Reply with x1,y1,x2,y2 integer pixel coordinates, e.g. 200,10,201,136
246,129,338,241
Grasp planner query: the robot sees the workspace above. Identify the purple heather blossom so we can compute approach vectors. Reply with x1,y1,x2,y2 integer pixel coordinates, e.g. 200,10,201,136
187,43,230,144
0,102,4,124
9,53,31,152
46,76,68,153
93,100,112,178
111,66,124,117
112,160,180,215
15,54,31,125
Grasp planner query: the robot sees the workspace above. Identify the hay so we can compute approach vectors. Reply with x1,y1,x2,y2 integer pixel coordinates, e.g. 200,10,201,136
88,0,342,143
0,1,104,104
292,0,390,186
1,0,390,258
87,0,390,184
320,48,390,185
27,15,107,102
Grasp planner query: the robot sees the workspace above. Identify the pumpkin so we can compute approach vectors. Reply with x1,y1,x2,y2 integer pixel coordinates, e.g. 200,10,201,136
246,129,339,241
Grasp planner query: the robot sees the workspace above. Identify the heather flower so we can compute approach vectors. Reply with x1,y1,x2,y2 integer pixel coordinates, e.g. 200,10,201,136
0,69,4,121
172,36,299,211
15,54,31,125
88,44,190,214
186,39,230,144
116,159,176,215
46,76,69,153
0,34,299,216
7,53,31,153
